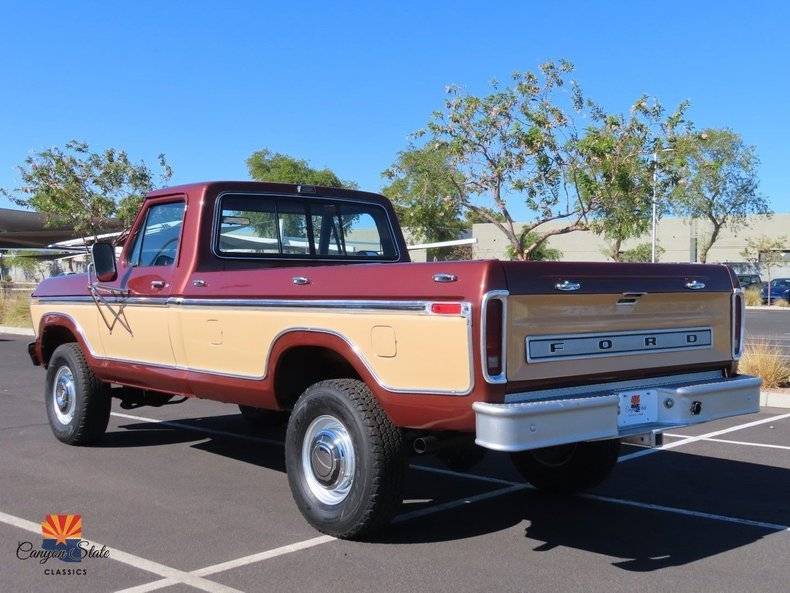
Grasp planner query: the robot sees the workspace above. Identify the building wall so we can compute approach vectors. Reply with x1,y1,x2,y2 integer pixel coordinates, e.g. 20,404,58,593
472,214,790,277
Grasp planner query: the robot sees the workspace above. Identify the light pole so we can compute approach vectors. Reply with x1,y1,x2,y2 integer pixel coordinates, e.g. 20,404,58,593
651,149,658,263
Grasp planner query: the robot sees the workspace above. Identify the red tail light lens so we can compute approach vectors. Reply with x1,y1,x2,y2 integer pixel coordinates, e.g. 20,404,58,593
485,299,503,376
733,291,744,358
430,302,463,315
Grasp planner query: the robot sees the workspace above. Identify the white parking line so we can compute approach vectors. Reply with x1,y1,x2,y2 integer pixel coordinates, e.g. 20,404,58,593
110,412,283,447
663,433,790,451
618,412,790,462
410,465,790,532
0,511,246,593
103,409,789,593
112,484,529,593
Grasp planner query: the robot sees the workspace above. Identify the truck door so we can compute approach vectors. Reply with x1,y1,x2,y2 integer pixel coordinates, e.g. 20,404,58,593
96,199,185,373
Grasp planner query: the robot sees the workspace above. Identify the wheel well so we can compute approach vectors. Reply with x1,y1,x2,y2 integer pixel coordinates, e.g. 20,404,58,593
41,325,78,366
274,346,361,410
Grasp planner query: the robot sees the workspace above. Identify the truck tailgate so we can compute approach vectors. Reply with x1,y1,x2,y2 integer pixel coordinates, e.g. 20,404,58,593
500,262,736,383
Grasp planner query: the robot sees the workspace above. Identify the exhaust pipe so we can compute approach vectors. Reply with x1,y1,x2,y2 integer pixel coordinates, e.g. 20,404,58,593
413,436,440,454
412,434,475,455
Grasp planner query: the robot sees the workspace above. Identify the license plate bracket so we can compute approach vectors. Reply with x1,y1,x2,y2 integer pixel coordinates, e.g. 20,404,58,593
617,389,658,427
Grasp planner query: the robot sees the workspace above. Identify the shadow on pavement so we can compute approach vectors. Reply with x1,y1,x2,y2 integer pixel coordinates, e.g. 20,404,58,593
105,413,789,570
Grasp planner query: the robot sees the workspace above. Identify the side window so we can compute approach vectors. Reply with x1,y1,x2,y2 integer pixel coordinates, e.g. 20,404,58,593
218,197,279,254
132,202,185,267
215,194,397,260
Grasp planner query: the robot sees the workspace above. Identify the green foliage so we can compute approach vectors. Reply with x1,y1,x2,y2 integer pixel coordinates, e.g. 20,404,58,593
573,99,688,255
619,242,664,263
505,232,562,261
247,149,354,188
671,129,770,262
1,140,172,237
382,146,467,243
403,59,689,260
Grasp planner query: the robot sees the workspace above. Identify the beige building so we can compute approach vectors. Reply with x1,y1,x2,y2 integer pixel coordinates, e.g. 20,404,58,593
472,214,790,276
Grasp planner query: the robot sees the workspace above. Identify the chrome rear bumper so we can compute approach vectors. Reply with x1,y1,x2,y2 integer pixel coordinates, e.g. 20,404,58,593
472,375,761,452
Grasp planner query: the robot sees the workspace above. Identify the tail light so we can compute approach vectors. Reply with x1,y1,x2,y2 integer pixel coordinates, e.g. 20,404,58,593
732,289,745,359
481,291,507,383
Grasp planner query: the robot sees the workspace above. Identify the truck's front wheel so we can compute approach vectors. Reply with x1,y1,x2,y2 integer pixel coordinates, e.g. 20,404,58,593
45,343,111,445
510,439,620,494
285,379,405,539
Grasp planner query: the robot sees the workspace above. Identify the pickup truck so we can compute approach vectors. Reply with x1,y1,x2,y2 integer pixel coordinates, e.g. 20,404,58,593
28,181,761,538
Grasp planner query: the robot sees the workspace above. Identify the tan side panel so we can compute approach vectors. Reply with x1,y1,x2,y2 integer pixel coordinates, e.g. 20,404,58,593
30,302,106,357
506,293,732,382
174,308,472,393
95,304,177,365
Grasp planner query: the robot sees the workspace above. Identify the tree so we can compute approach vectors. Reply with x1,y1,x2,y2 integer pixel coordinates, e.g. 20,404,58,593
573,99,688,261
741,235,787,304
247,149,354,188
602,241,664,263
671,129,770,263
1,140,172,238
408,60,688,260
382,146,467,243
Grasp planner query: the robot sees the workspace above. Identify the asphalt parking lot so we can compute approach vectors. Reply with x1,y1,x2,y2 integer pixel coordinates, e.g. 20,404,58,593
746,309,790,358
1,331,789,593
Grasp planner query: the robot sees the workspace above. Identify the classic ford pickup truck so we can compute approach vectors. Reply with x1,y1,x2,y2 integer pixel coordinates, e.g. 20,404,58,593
28,181,760,538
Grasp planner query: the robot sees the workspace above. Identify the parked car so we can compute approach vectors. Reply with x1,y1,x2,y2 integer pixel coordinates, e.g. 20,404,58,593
762,278,790,304
27,181,761,539
737,274,762,290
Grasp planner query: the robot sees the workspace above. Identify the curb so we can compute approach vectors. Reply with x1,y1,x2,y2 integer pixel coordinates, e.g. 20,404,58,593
760,390,790,409
0,326,34,337
746,306,789,311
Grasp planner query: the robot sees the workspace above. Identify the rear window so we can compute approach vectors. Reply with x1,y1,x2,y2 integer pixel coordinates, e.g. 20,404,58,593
215,194,398,261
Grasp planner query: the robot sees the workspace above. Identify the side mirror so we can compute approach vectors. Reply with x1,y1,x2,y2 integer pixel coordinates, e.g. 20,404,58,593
92,242,117,283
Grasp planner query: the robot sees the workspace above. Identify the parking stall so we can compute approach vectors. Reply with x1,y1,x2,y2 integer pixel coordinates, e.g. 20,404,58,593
1,332,788,593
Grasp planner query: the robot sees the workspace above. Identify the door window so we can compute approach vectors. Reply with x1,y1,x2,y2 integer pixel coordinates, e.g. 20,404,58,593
129,202,186,267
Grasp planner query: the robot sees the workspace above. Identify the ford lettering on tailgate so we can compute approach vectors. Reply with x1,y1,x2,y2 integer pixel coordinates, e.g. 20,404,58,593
526,327,712,362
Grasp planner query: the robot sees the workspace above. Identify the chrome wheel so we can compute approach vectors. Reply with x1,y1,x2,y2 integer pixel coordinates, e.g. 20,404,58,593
301,415,356,505
52,365,76,425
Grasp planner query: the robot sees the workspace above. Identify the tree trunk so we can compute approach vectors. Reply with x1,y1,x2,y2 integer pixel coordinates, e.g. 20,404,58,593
698,222,722,264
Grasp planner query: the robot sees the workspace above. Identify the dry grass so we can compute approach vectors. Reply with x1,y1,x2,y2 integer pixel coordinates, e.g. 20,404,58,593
0,294,32,328
744,288,763,307
773,298,789,307
739,341,790,388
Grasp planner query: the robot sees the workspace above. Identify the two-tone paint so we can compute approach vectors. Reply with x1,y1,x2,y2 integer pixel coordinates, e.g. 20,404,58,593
30,181,743,432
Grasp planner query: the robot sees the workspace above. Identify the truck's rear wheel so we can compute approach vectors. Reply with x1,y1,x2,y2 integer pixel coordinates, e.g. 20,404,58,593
510,439,620,494
238,405,288,429
285,379,405,539
45,343,111,445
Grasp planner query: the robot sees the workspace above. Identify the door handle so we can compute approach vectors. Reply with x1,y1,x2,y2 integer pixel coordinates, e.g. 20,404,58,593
150,280,166,290
192,279,207,287
685,280,706,290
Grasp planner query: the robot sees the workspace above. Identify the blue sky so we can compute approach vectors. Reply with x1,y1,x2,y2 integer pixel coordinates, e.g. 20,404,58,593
1,0,788,218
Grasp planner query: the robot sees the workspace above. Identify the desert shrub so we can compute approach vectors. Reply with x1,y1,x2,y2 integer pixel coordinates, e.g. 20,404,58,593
739,341,790,388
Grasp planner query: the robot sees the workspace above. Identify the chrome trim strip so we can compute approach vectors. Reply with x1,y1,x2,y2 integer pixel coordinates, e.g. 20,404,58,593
480,290,509,384
34,296,456,314
732,287,745,360
525,326,713,363
504,369,725,403
36,302,474,395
